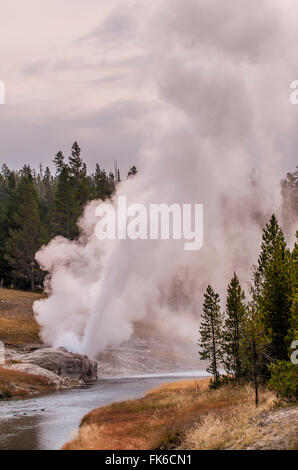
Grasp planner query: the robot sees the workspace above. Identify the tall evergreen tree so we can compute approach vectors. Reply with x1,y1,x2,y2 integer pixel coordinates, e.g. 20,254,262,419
260,228,291,361
93,164,111,200
51,165,79,239
222,273,246,377
4,171,46,290
199,285,223,384
38,166,55,219
68,142,91,208
287,232,298,347
259,214,285,264
252,214,292,362
69,141,83,184
252,214,286,300
108,172,116,195
0,167,18,285
53,151,65,174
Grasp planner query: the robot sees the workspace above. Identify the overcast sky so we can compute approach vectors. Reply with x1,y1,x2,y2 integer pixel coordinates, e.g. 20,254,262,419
0,0,158,175
0,0,297,176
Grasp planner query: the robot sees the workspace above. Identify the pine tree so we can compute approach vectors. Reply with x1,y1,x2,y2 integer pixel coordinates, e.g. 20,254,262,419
0,167,18,285
251,214,284,305
53,151,65,175
51,165,79,239
287,232,298,347
108,172,116,195
69,141,83,185
251,214,291,362
260,229,291,361
199,285,223,384
256,214,285,282
222,273,246,377
68,142,91,209
4,171,46,290
93,164,112,200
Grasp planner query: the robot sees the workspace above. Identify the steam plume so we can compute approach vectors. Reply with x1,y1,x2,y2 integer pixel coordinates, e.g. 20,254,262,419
34,0,297,358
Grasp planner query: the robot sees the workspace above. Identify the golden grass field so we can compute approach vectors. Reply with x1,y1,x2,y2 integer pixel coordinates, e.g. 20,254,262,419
0,366,57,398
0,288,42,345
63,378,278,451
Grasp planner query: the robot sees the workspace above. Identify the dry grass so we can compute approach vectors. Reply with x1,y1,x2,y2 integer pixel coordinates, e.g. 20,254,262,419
62,378,276,450
0,366,56,398
0,288,43,345
180,385,275,450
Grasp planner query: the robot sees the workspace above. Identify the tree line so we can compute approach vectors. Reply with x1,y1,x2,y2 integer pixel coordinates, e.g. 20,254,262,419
0,141,137,290
199,214,298,401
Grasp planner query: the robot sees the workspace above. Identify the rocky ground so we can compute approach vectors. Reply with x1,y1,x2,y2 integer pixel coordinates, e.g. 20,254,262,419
242,407,298,450
97,332,201,377
5,345,97,381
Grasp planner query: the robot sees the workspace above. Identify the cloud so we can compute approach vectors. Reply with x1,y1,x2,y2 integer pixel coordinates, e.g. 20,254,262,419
0,0,297,177
159,0,280,62
0,1,151,172
73,100,148,128
87,12,135,42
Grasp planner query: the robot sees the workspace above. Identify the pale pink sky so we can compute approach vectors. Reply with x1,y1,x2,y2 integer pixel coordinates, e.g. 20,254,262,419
0,0,158,173
0,0,297,176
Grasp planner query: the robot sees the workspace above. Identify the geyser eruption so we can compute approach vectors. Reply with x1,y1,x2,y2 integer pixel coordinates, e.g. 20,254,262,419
34,0,297,358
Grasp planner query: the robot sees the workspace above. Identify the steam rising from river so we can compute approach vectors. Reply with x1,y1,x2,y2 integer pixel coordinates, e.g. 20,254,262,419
34,0,297,358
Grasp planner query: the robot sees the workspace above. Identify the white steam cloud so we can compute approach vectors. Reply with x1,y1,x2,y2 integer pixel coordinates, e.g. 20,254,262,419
34,0,297,358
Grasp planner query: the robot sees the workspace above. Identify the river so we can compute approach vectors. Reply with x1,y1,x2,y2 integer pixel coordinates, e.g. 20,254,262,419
0,371,208,450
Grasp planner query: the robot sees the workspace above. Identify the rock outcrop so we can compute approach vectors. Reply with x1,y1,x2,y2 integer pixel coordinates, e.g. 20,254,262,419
11,348,97,382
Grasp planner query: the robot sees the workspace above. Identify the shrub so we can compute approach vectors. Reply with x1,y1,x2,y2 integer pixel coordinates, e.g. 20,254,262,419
269,361,298,400
209,375,234,389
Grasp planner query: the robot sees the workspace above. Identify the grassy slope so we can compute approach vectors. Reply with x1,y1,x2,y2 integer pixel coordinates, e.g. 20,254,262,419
62,378,286,450
0,288,42,345
0,367,57,398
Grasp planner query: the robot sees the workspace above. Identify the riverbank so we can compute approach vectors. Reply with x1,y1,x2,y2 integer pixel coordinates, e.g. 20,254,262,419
0,366,61,399
0,374,204,450
63,378,297,450
0,362,86,399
